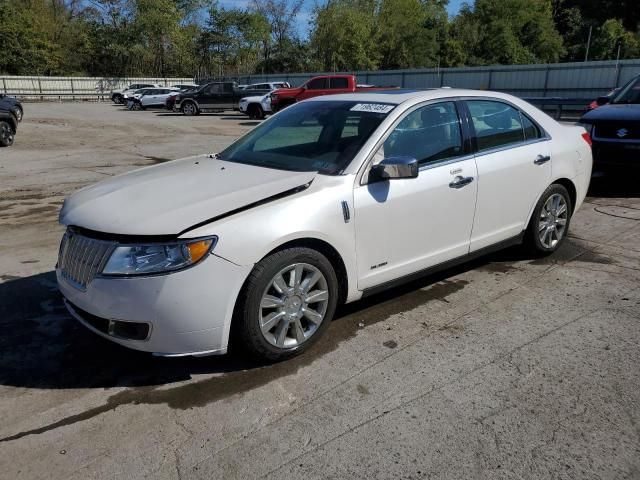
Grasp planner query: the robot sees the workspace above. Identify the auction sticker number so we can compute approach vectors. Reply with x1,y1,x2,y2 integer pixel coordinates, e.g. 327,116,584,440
350,103,395,114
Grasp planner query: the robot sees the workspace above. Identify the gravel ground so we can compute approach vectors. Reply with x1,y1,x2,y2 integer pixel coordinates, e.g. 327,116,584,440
0,103,639,480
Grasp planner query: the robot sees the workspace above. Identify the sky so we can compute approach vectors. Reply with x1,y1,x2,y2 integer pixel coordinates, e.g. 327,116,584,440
218,0,471,38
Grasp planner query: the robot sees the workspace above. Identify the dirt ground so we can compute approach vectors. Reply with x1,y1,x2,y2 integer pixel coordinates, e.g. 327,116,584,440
0,103,639,480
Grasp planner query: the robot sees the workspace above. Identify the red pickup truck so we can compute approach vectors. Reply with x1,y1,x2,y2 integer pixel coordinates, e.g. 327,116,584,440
269,75,393,112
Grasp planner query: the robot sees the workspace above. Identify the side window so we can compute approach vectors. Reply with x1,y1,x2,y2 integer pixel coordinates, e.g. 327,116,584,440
467,100,525,151
380,102,464,166
330,77,349,89
307,78,327,90
521,112,542,140
207,84,222,95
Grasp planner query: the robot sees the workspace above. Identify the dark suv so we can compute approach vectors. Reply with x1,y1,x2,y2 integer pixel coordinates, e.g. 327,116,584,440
0,94,24,123
579,75,640,168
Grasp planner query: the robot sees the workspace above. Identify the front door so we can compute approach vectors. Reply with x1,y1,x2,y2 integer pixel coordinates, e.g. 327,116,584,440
354,101,478,290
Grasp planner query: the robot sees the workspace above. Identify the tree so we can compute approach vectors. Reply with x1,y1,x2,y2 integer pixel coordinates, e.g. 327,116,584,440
376,0,447,70
311,0,379,71
449,0,565,65
590,18,640,60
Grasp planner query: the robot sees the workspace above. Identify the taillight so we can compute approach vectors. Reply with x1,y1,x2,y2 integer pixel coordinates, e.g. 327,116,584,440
581,132,592,147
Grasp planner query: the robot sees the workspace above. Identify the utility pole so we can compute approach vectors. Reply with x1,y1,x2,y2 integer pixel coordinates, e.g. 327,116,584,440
584,25,592,62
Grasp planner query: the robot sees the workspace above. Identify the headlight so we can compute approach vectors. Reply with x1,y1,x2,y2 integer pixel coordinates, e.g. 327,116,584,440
102,237,216,276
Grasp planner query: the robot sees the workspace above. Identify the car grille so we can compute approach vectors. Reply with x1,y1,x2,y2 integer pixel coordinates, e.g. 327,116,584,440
58,230,116,289
594,123,640,141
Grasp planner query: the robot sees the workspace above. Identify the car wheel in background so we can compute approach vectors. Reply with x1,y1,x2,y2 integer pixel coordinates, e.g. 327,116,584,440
132,102,143,111
182,102,198,116
248,104,264,120
234,247,339,361
112,94,123,104
0,121,14,147
524,183,572,256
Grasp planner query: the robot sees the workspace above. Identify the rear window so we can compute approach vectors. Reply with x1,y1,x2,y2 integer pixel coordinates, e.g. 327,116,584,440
330,78,349,89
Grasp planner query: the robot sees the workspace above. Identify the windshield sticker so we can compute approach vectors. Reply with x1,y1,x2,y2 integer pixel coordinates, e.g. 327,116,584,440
350,103,395,114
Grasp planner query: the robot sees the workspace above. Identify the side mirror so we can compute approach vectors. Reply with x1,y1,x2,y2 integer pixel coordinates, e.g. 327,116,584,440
370,156,418,182
596,96,611,106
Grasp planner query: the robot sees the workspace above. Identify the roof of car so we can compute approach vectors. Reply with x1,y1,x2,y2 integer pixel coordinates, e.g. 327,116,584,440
306,88,517,105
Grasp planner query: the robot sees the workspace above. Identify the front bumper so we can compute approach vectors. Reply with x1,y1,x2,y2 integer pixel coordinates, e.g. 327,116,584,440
57,253,251,356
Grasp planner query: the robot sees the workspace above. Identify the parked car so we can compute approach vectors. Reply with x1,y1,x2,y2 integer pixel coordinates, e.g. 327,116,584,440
111,83,161,104
579,74,640,168
238,93,272,119
241,82,291,91
171,84,198,91
56,89,592,360
165,85,199,111
0,109,18,147
126,87,180,110
269,75,393,112
0,94,24,122
173,82,272,115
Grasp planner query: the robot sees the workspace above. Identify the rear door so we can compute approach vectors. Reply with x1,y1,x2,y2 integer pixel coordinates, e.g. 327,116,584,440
464,99,552,251
329,77,353,95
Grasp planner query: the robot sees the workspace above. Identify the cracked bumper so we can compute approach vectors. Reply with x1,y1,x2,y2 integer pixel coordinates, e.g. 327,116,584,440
57,254,252,356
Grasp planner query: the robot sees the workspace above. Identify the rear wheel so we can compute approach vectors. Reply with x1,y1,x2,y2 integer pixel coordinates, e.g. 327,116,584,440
524,184,572,256
0,121,14,147
235,247,338,361
182,101,198,116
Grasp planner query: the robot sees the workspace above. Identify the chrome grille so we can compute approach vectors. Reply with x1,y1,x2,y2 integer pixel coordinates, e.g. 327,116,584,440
58,230,116,289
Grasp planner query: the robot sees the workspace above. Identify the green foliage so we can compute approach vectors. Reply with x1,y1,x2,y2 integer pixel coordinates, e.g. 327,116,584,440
0,0,639,76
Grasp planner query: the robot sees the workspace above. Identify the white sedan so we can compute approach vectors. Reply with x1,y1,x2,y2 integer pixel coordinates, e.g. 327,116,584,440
57,90,592,360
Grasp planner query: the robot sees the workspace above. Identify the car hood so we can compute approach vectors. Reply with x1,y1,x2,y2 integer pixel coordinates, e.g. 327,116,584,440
581,104,640,122
60,155,317,236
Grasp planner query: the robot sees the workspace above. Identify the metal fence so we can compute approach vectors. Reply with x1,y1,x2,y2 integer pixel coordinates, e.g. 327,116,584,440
0,76,194,100
233,59,640,100
2,59,639,103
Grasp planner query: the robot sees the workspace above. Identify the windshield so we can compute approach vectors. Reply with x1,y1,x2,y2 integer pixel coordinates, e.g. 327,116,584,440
612,76,640,104
218,101,393,175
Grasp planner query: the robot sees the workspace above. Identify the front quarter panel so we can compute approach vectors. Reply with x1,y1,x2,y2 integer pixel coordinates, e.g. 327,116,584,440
183,175,361,302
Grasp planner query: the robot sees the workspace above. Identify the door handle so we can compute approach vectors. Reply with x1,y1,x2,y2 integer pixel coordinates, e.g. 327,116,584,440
449,176,474,189
534,154,551,165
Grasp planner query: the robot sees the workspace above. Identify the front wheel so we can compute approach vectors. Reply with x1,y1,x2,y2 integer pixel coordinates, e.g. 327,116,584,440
524,184,572,256
235,247,339,361
248,104,264,120
0,121,14,147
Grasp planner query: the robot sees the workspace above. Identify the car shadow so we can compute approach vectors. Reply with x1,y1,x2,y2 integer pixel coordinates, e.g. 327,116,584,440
0,244,533,393
588,170,640,198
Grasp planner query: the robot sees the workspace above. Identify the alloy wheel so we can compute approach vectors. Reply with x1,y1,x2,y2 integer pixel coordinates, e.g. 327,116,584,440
259,263,329,349
538,193,568,249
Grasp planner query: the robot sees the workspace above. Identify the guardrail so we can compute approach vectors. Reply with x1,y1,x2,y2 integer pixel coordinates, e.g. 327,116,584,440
523,97,590,120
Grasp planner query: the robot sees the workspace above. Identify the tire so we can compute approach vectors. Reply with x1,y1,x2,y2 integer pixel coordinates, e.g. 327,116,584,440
234,247,339,361
524,184,572,256
248,104,264,120
132,101,143,111
181,101,198,116
0,121,14,147
112,94,123,105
